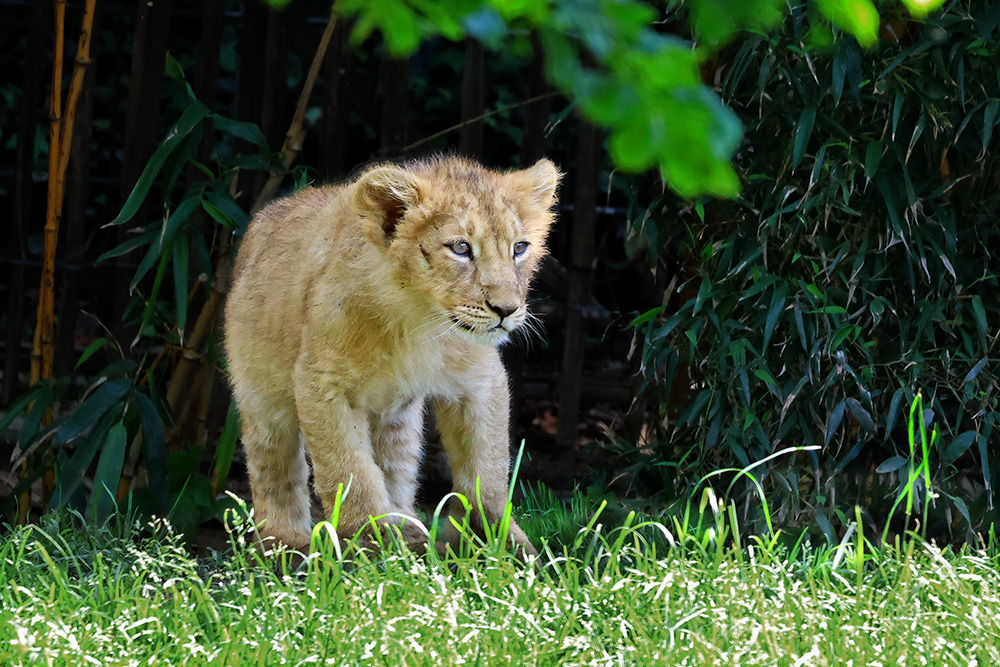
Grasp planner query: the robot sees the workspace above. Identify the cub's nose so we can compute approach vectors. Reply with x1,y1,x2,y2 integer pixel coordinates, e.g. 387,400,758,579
486,301,518,320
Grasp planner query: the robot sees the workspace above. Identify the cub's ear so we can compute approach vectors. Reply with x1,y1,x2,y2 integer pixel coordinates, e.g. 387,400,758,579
509,158,561,210
354,165,426,238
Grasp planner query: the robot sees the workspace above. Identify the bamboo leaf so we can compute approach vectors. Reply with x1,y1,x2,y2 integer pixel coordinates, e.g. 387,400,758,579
983,100,999,154
628,305,666,328
971,295,988,348
963,357,988,385
692,277,712,316
173,235,189,341
16,385,55,449
95,229,159,264
0,383,50,434
792,105,817,169
92,422,128,522
846,397,876,435
107,100,209,227
864,140,882,179
825,400,845,445
763,282,787,348
202,187,250,231
50,408,120,510
816,0,878,46
55,379,131,446
886,387,906,434
74,338,109,370
977,434,992,496
942,431,977,465
876,455,908,474
134,391,170,512
211,401,241,497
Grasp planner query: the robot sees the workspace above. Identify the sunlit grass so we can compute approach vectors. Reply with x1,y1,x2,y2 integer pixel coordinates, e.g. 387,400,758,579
3,499,1000,667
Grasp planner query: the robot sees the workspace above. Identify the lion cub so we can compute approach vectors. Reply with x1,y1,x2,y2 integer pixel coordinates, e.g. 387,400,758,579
225,156,559,557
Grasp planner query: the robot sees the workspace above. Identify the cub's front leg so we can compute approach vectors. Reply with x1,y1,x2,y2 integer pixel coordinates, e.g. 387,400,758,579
293,360,425,550
433,361,536,559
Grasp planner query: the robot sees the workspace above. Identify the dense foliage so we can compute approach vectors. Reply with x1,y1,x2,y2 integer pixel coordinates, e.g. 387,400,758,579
630,0,999,541
334,0,942,198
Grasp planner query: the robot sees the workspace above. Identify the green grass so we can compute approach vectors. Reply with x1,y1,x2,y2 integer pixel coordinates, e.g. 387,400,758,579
3,498,1000,667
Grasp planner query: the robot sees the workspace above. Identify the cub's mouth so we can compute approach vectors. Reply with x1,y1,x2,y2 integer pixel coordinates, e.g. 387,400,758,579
448,315,513,344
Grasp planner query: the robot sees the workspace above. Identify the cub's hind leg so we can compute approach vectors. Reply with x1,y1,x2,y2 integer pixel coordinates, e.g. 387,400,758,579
234,388,312,550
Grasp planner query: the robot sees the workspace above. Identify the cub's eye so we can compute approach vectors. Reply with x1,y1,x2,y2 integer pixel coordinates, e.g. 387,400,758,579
512,241,530,257
447,240,473,258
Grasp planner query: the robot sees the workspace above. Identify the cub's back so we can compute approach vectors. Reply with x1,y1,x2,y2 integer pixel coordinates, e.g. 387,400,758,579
225,185,348,391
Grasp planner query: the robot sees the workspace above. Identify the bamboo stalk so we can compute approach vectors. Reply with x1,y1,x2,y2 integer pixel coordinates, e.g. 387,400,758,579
21,0,98,523
30,0,66,389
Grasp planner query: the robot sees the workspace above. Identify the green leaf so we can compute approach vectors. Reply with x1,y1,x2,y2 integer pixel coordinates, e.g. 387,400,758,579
92,422,128,522
763,282,787,348
203,186,251,232
0,383,50,434
971,295,988,348
846,397,876,434
942,431,977,465
211,401,241,497
900,0,946,18
628,306,666,328
107,100,209,227
753,368,777,387
864,141,882,179
55,379,131,446
977,434,992,496
816,0,879,47
210,114,272,156
173,234,189,341
74,338,109,370
963,357,988,385
693,277,712,316
134,391,169,512
982,100,999,153
50,408,120,510
95,229,159,264
164,53,196,99
792,105,817,169
876,455,908,474
825,400,845,445
129,193,199,293
886,388,907,433
17,385,55,449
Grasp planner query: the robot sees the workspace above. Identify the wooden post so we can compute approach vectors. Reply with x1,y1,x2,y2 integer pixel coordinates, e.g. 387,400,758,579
379,57,410,156
318,18,353,180
504,34,552,441
556,120,599,447
459,38,484,158
113,0,172,335
520,32,551,166
4,0,48,405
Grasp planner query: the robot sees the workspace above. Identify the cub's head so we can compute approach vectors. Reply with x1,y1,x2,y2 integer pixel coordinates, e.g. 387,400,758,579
355,156,561,345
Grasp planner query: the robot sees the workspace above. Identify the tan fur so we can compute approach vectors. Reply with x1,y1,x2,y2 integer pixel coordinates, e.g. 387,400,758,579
224,156,560,557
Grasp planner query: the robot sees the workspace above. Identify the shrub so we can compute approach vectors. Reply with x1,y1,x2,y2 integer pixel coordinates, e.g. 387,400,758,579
630,0,1000,540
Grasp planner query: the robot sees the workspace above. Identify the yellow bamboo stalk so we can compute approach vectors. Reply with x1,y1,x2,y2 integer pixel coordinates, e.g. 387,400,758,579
21,0,97,523
59,0,97,179
29,0,66,389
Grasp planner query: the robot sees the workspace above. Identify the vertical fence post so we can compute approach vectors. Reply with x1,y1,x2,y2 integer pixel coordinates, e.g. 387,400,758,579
459,38,484,158
379,57,410,156
557,120,599,447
